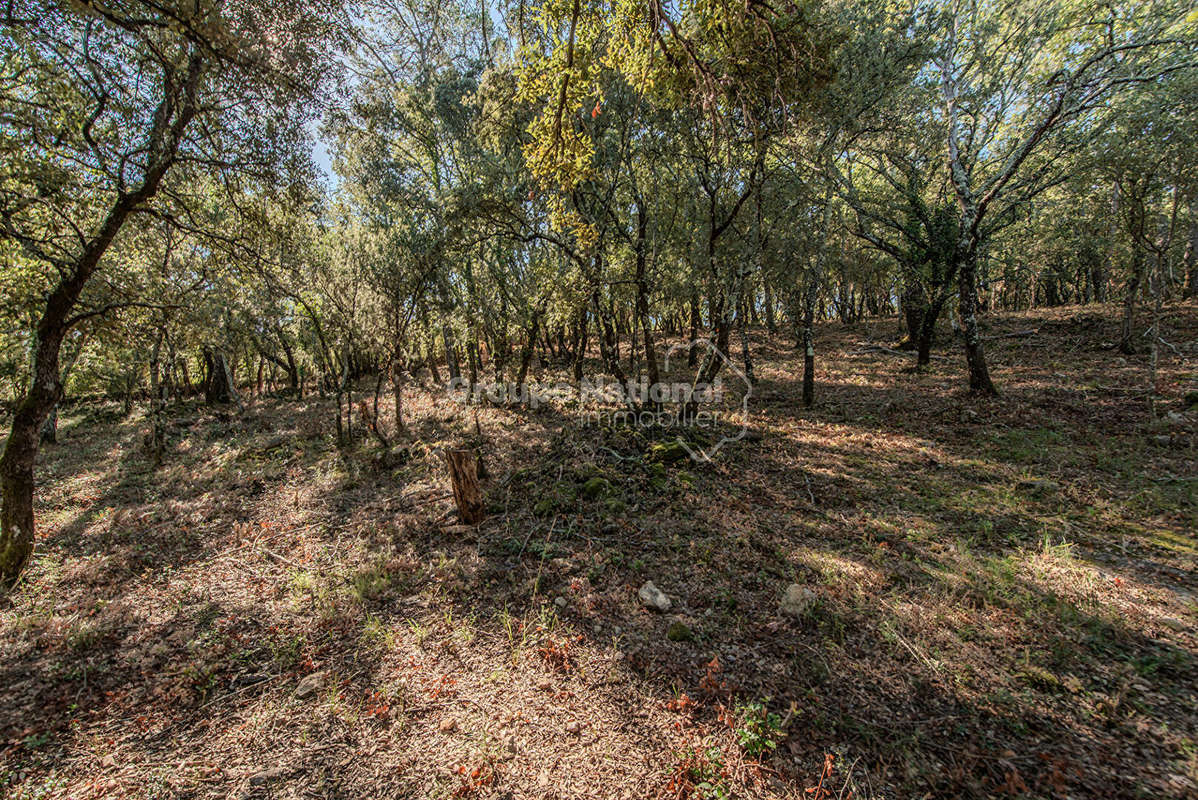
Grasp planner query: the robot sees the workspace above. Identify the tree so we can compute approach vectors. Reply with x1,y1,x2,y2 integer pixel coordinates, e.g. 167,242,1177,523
932,0,1195,393
0,0,345,587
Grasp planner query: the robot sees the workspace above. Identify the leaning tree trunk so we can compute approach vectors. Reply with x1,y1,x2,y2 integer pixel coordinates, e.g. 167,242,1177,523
0,48,202,587
916,288,953,367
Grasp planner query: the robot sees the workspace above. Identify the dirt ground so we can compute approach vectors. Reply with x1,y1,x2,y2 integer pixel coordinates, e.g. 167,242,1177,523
1,302,1195,799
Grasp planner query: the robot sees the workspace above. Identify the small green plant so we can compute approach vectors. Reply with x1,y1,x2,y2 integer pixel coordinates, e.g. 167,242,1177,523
734,700,783,759
666,747,730,799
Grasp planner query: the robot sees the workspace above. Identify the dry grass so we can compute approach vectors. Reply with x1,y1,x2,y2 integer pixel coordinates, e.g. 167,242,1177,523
0,301,1195,799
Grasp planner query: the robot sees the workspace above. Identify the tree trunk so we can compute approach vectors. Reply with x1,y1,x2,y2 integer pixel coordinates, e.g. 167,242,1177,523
899,279,926,350
593,287,629,387
763,280,777,334
1183,200,1197,300
203,347,239,405
738,298,755,386
277,328,299,395
149,331,167,464
802,187,833,407
0,45,204,586
515,304,543,389
1119,248,1146,355
916,289,951,367
392,354,406,434
687,291,701,368
572,305,588,384
633,204,660,389
801,288,816,407
442,323,460,383
958,250,997,395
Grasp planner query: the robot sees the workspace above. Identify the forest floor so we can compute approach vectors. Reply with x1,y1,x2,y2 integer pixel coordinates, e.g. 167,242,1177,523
1,302,1196,800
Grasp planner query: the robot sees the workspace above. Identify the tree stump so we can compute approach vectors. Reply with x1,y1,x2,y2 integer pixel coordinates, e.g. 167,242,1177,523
444,449,485,525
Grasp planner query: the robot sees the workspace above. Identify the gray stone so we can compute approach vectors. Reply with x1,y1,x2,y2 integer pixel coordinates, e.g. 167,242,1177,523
249,767,286,786
638,581,671,612
295,671,325,699
780,584,817,617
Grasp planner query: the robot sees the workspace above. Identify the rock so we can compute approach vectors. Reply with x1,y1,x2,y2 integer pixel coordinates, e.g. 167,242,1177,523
1161,617,1185,632
537,678,552,691
249,767,286,786
647,440,689,464
554,596,567,608
294,671,325,699
1016,478,1059,495
565,720,581,735
1152,435,1173,447
1165,411,1186,426
780,584,816,617
666,620,694,642
959,408,979,423
638,581,671,612
438,718,457,733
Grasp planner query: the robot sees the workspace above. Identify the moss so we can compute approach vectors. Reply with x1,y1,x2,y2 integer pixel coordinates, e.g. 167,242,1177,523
666,620,694,642
581,476,611,500
647,440,689,464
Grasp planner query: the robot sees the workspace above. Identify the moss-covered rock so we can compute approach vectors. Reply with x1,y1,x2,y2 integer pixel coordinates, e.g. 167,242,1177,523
666,620,694,642
647,440,689,464
581,476,612,499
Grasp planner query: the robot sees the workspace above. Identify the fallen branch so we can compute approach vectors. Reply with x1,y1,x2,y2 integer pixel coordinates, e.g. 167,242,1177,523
850,343,950,361
259,547,307,570
400,490,454,508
